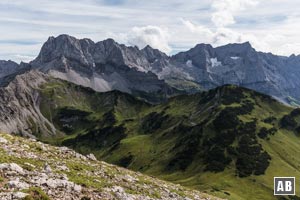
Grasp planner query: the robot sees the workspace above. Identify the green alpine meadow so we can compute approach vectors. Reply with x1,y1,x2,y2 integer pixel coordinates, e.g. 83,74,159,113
27,77,300,200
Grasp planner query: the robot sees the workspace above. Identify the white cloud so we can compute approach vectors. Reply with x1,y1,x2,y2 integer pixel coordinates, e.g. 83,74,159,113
211,0,259,27
181,19,270,52
181,0,300,56
126,26,171,53
181,19,213,37
277,43,300,56
180,1,268,52
211,11,235,27
211,0,259,12
0,43,41,63
14,55,36,63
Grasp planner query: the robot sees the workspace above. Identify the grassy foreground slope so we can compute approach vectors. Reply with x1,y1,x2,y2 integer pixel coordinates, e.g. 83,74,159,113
37,78,300,200
0,132,220,200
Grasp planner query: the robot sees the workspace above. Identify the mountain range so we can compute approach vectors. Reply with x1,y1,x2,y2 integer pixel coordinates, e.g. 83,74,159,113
2,34,300,105
1,34,300,200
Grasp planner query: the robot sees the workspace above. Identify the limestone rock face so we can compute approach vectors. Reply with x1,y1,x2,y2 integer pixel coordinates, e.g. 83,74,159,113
0,71,56,136
29,35,172,96
0,60,20,79
5,35,300,104
150,42,300,104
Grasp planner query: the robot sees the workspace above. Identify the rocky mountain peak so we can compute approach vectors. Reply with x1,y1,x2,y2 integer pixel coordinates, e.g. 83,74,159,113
0,59,18,66
233,41,252,48
172,43,215,68
0,60,22,79
193,43,214,50
218,41,252,50
32,34,93,67
141,45,168,63
215,41,254,58
3,34,300,105
31,35,150,71
288,53,300,61
101,38,118,46
26,35,175,101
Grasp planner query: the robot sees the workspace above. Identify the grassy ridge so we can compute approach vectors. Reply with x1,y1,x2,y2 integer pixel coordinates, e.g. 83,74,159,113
37,79,300,200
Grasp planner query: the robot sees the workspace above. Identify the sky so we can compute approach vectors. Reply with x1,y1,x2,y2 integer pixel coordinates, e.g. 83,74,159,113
0,0,300,63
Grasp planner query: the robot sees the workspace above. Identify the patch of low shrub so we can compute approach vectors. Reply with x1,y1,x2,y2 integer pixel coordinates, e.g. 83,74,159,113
167,125,202,171
141,112,169,134
281,115,297,129
258,127,277,139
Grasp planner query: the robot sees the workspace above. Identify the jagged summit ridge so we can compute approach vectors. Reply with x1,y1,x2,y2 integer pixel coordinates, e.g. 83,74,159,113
31,34,151,72
149,40,300,104
26,34,177,102
1,34,300,104
0,60,22,79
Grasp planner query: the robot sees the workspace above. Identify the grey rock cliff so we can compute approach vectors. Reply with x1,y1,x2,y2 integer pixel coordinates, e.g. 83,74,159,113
2,35,300,105
30,35,172,97
0,60,20,79
0,71,56,136
150,42,300,104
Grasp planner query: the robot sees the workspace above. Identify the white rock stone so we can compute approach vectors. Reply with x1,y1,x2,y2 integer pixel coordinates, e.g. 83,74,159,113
44,163,52,174
9,178,29,189
57,165,69,172
115,192,132,200
75,153,87,160
40,144,47,151
13,192,28,199
34,177,48,186
74,184,82,192
0,163,24,174
87,153,97,161
45,178,75,189
0,137,8,144
122,175,137,183
39,172,49,179
111,186,125,193
59,146,70,153
22,144,30,149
